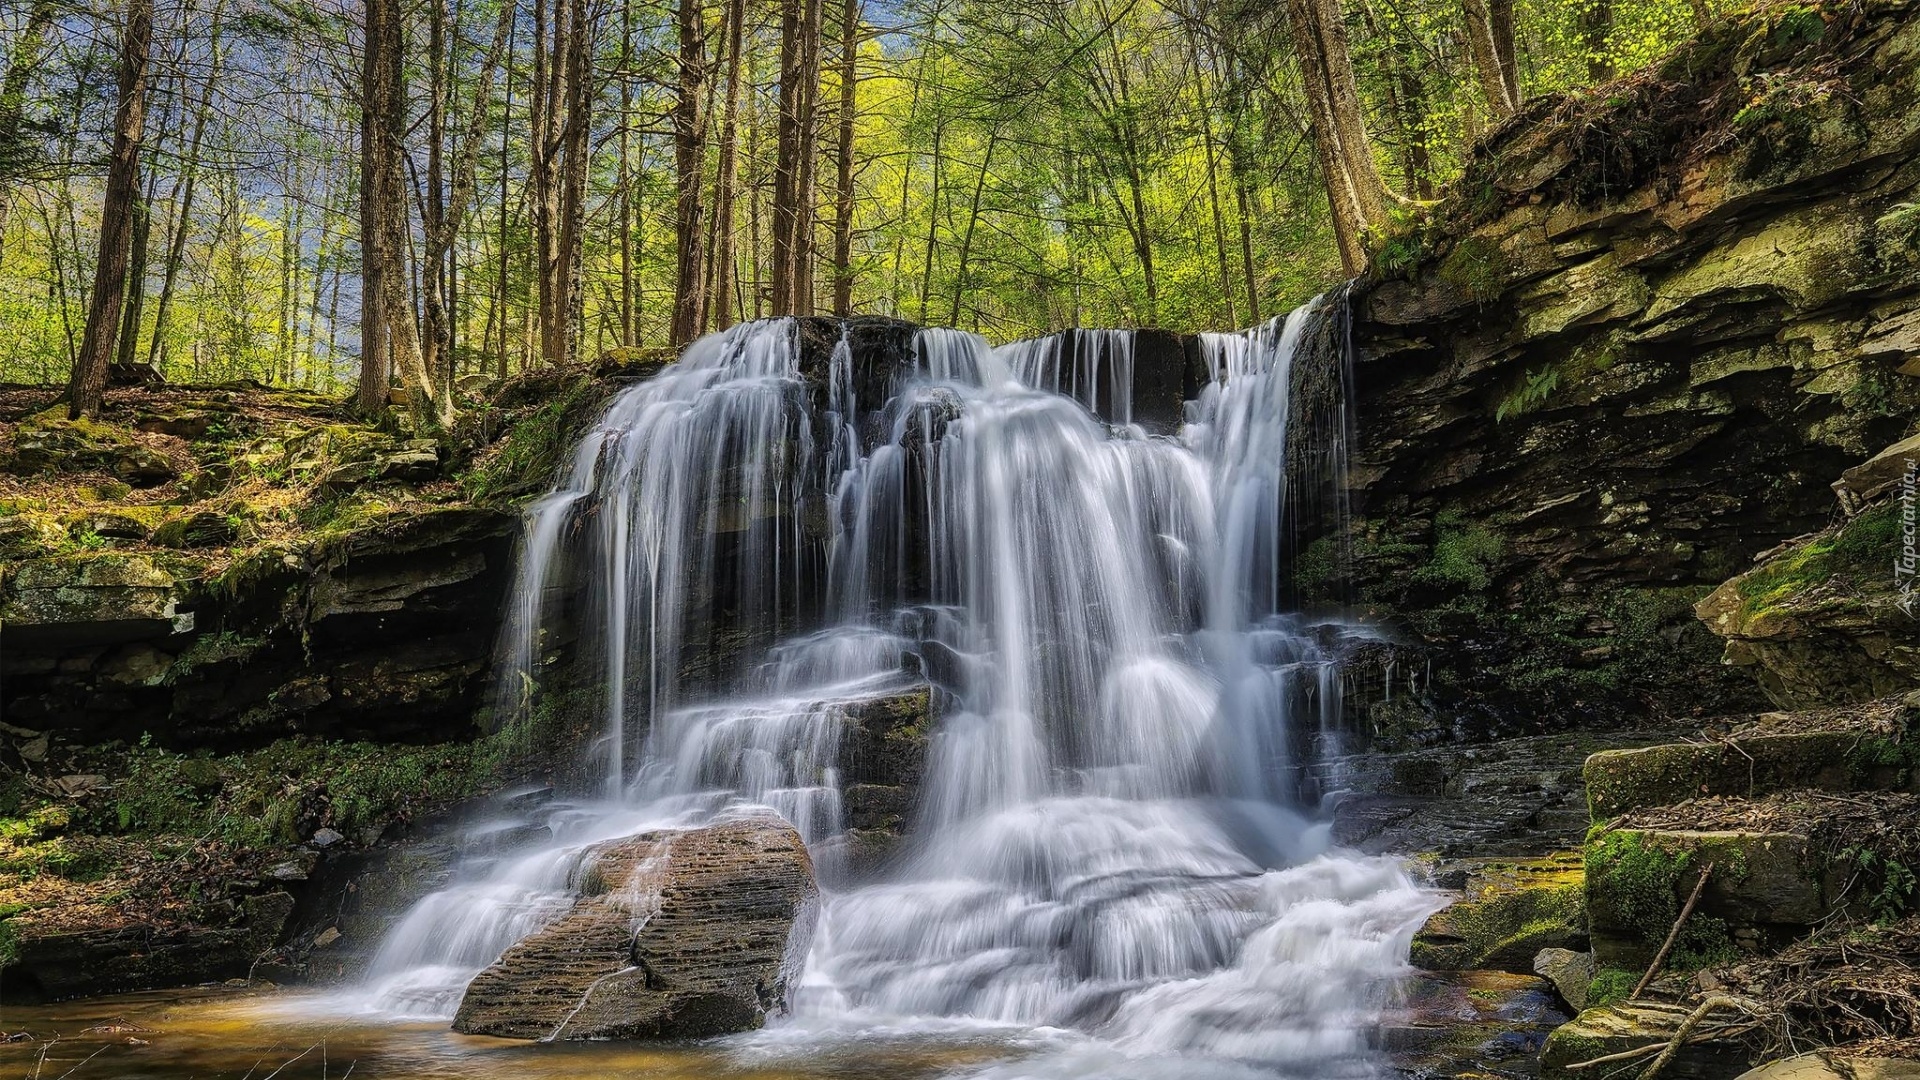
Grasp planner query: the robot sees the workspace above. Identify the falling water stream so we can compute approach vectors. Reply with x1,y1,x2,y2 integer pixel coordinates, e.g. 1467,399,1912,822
1,308,1439,1080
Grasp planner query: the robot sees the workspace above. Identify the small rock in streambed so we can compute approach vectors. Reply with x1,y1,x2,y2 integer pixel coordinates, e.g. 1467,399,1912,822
310,827,345,848
1532,947,1594,1012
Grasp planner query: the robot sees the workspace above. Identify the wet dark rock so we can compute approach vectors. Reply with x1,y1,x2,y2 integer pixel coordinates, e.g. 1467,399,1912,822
1383,969,1570,1079
1,505,516,748
451,814,816,1040
1,891,293,1002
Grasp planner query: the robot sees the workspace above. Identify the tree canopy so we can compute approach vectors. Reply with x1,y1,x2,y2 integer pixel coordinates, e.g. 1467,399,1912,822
0,0,1721,405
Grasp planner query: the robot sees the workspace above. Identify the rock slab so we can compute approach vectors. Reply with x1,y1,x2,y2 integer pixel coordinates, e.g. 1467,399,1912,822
451,813,816,1040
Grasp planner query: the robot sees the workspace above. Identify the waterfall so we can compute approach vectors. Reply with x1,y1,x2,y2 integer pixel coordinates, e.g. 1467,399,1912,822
360,310,1436,1076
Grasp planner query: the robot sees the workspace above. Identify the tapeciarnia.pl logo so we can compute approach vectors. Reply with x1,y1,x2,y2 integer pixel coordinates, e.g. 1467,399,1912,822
1899,458,1918,618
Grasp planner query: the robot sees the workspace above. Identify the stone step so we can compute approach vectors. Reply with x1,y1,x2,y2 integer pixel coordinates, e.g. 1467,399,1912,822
1583,696,1917,819
1583,790,1918,970
1382,969,1569,1079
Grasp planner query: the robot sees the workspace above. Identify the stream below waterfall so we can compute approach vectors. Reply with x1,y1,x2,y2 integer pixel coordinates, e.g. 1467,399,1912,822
1,310,1447,1079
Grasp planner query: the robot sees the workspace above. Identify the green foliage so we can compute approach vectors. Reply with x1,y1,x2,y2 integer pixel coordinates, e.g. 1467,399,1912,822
1496,365,1562,423
1413,510,1505,592
1586,967,1640,1008
92,717,551,850
1840,845,1917,925
1587,830,1737,969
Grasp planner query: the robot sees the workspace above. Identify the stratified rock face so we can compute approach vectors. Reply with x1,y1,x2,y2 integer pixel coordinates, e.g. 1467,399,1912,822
1324,1,1920,735
1,505,515,747
452,814,817,1041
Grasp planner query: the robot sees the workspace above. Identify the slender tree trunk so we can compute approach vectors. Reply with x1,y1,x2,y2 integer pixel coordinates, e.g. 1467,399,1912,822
1462,0,1520,118
706,0,746,329
530,0,596,365
1286,0,1389,275
360,0,403,411
772,0,822,315
497,8,517,377
1581,0,1614,81
830,0,859,316
617,0,635,345
113,176,154,372
670,0,709,345
1187,27,1236,326
67,0,153,419
794,0,822,315
148,2,223,373
948,128,997,327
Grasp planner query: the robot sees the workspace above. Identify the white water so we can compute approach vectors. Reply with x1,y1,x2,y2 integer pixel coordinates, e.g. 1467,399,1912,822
358,311,1439,1077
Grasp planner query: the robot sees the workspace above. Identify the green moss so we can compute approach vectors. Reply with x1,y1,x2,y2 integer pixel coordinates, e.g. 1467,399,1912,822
1586,830,1738,970
1585,967,1639,1008
1736,504,1898,617
457,375,610,504
1436,235,1511,304
91,708,557,850
1412,510,1504,592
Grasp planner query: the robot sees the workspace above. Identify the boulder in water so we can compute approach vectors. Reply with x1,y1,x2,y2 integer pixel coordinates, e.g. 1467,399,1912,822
451,813,816,1040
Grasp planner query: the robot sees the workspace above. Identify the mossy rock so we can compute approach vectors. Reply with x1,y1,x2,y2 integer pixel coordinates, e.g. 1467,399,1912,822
1411,854,1587,973
1585,827,1833,970
1,410,176,487
1541,1001,1755,1080
1584,729,1907,819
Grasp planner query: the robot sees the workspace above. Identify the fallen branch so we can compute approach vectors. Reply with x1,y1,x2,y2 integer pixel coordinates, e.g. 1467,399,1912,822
1633,861,1714,1000
1638,994,1761,1080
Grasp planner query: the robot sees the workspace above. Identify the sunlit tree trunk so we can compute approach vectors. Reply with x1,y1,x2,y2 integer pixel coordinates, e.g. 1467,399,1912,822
1462,0,1521,118
531,0,597,364
830,0,859,316
671,0,710,345
706,0,747,329
68,0,153,419
1286,0,1389,275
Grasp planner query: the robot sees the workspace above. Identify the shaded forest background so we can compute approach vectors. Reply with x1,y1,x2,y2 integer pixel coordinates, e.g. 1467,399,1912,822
1,0,1722,407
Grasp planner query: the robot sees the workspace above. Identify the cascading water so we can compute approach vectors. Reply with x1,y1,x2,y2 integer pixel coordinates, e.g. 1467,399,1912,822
358,310,1438,1077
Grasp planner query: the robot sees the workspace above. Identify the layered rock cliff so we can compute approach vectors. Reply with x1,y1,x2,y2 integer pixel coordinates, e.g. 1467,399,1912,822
1325,0,1920,738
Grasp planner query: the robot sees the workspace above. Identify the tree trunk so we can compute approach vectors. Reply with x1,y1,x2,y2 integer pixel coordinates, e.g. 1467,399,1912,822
0,0,58,267
1462,0,1521,118
67,0,154,419
706,0,746,329
531,0,596,365
1581,0,1614,81
113,177,154,372
948,128,998,327
830,0,859,316
670,0,709,345
772,0,822,316
358,0,398,414
1286,0,1389,275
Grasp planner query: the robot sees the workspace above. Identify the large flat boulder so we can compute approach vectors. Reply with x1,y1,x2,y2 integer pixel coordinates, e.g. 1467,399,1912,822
452,812,816,1040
